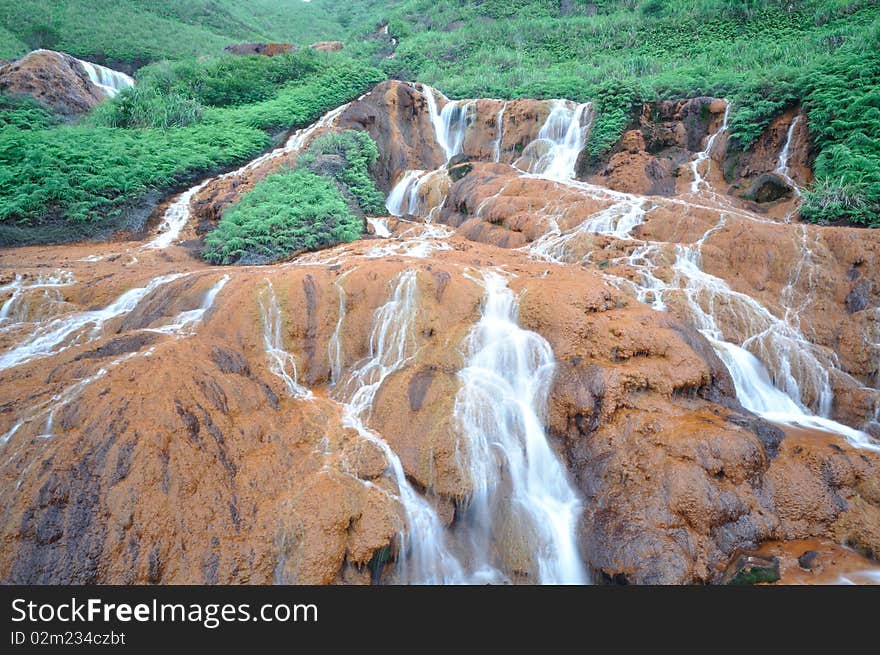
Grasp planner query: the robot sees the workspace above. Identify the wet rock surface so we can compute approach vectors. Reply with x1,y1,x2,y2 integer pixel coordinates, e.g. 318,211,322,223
1,80,879,585
0,50,109,116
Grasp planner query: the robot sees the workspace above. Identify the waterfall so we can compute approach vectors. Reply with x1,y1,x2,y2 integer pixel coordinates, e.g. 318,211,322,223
367,217,391,238
492,101,508,162
422,85,473,162
332,270,465,583
0,273,185,371
148,275,229,335
528,100,593,181
259,281,312,399
775,114,803,196
328,271,353,386
453,270,588,584
385,169,449,218
690,101,730,193
76,59,135,97
145,180,211,250
385,170,424,216
0,272,74,328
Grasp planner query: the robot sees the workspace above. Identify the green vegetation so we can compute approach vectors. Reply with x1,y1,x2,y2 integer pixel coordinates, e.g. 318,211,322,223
203,129,384,264
0,54,383,227
203,168,361,265
340,0,880,226
298,130,385,215
0,94,59,130
0,0,346,65
1,0,879,228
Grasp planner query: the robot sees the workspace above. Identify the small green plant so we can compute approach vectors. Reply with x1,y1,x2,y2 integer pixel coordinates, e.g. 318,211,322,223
298,130,385,214
203,168,363,265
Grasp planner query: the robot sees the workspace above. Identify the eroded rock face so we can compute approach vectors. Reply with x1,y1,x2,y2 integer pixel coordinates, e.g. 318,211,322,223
586,97,724,196
2,80,880,585
0,50,108,116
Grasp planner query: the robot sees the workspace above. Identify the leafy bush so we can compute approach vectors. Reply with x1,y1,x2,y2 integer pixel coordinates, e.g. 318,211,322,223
298,130,385,214
203,169,362,265
90,86,203,129
135,51,325,108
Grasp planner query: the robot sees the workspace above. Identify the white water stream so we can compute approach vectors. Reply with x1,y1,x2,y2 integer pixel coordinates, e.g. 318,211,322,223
453,270,588,583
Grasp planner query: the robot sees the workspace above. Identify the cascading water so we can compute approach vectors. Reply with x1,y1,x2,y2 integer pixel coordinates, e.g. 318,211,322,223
148,274,229,335
385,170,425,216
259,281,313,399
775,114,803,196
0,272,74,327
690,101,730,193
332,270,465,583
492,101,508,162
526,100,593,181
0,273,185,371
146,181,212,250
422,86,474,163
453,270,588,584
328,270,353,386
366,217,391,238
75,58,135,97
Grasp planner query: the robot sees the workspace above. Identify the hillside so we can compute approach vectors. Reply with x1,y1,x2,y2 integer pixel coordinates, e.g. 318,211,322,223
342,0,880,226
0,0,346,65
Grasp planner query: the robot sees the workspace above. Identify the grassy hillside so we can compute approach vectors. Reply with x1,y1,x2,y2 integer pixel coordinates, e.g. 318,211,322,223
0,51,382,243
338,0,880,226
0,0,346,64
0,0,878,232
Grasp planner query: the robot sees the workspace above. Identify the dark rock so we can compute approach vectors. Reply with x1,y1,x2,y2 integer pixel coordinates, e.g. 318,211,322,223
210,347,251,376
741,173,793,203
845,279,871,313
798,550,821,570
408,367,436,412
721,551,780,585
74,332,159,361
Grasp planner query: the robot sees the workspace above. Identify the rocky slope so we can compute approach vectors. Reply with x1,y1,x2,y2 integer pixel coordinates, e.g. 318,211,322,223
1,79,879,585
0,49,134,116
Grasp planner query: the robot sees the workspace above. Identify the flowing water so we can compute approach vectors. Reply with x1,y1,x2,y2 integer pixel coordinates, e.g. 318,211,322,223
259,280,313,399
148,274,229,336
523,100,593,181
690,102,730,193
331,270,466,583
775,114,803,196
453,270,588,584
0,273,185,371
74,58,135,97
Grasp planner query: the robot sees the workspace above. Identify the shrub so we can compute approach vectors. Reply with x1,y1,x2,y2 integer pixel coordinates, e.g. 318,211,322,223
203,169,362,264
298,130,385,214
91,86,203,129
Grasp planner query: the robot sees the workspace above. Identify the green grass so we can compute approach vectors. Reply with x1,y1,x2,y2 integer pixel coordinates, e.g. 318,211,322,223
0,0,347,66
203,168,362,265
